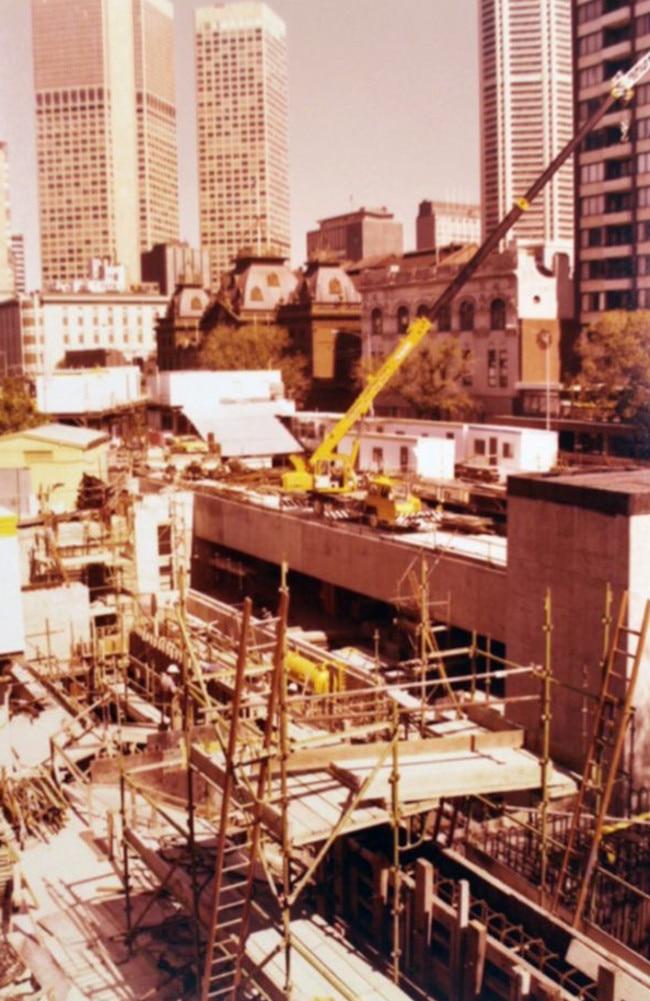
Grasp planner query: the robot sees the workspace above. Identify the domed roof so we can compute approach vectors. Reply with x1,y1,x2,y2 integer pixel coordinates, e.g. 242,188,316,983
296,261,360,305
167,284,210,320
237,260,298,311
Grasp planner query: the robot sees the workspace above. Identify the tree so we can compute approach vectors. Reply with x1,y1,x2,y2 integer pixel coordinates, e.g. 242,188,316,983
378,335,477,421
0,377,41,435
197,323,311,407
575,310,650,436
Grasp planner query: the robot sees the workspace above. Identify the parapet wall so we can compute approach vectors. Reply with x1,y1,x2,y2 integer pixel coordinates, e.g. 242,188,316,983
192,491,507,642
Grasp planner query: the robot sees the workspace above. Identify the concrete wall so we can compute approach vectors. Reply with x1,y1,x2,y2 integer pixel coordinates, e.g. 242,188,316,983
506,471,650,783
192,491,507,640
35,367,143,415
192,469,650,786
133,490,194,602
147,369,290,408
22,582,91,664
629,511,650,777
0,468,31,519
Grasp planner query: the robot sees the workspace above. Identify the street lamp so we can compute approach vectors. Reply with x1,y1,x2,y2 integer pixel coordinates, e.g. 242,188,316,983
536,329,552,431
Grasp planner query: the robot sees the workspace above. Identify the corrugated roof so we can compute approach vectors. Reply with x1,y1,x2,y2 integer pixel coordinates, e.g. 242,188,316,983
1,423,109,449
184,408,301,458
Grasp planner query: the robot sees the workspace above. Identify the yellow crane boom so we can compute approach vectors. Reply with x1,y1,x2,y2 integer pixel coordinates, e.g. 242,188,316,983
285,50,650,496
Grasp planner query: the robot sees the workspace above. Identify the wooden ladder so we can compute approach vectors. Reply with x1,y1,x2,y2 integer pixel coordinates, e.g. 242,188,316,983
551,592,650,923
199,592,288,1001
200,798,256,1001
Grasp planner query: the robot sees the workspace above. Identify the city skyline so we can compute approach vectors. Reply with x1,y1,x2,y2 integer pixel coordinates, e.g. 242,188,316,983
0,0,480,290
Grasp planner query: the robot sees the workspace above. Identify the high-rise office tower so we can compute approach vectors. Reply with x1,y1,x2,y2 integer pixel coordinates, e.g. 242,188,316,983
196,2,291,287
575,3,650,323
10,236,26,295
0,143,15,298
479,0,574,261
133,0,179,255
32,0,179,288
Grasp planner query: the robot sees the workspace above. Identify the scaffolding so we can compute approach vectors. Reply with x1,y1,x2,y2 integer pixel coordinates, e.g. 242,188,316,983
106,579,601,1000
25,558,650,997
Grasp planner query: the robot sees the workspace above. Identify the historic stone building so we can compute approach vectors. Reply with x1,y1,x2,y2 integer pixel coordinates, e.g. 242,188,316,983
359,246,573,418
277,259,361,410
155,282,211,372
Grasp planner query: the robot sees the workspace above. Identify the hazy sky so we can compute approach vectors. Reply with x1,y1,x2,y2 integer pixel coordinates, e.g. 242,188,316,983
0,0,480,289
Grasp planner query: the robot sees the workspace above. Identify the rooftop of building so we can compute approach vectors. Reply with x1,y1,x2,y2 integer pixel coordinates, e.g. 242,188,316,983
0,422,110,450
509,466,650,515
293,259,361,305
314,206,396,226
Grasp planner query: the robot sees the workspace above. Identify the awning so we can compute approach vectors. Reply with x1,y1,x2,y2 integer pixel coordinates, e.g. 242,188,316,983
183,407,302,459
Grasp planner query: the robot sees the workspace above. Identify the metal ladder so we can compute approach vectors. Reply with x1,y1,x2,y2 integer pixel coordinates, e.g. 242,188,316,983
551,592,650,923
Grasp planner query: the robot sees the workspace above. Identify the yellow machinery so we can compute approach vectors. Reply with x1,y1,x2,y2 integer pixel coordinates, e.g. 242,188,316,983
285,650,345,695
282,50,650,522
362,475,422,529
283,316,432,497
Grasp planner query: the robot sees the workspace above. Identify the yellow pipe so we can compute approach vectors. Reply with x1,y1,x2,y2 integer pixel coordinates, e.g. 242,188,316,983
285,651,344,694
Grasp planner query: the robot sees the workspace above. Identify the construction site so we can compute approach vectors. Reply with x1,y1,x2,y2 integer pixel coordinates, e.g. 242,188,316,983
1,424,650,1001
1,51,650,1001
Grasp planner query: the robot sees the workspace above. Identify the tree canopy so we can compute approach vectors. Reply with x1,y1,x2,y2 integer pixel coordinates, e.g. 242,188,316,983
0,377,41,435
575,310,650,455
197,323,311,407
378,335,477,421
575,311,650,419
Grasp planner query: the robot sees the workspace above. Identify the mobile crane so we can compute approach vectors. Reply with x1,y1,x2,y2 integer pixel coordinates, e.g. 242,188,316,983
283,50,650,523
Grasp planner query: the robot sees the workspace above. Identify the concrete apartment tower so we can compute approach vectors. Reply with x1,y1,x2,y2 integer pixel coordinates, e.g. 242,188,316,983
195,2,291,288
575,3,650,323
479,0,574,264
32,0,179,288
0,144,15,299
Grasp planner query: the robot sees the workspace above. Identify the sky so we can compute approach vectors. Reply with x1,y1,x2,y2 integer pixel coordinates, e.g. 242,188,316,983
0,0,480,290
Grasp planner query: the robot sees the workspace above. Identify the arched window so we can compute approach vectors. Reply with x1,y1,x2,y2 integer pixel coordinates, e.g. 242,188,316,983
371,308,383,336
251,286,263,301
490,297,506,329
459,299,475,331
437,304,451,332
416,303,430,319
266,272,280,287
329,278,342,296
190,296,203,311
397,305,410,333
